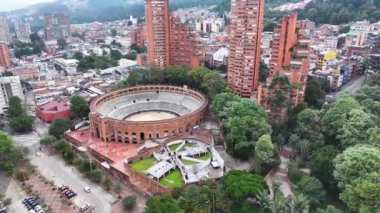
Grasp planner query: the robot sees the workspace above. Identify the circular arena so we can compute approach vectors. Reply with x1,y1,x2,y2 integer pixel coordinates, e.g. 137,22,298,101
89,85,208,143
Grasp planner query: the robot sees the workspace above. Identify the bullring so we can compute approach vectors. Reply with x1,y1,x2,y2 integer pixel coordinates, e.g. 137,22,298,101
89,85,208,143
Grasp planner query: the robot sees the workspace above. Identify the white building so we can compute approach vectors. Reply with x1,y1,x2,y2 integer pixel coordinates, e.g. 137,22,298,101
322,36,339,50
0,76,24,115
53,58,79,75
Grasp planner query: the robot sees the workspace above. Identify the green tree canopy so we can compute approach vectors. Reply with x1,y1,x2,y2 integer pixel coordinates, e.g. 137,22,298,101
340,172,380,212
70,96,90,119
7,96,24,118
333,145,380,189
48,118,73,138
255,134,275,163
321,95,362,142
305,78,326,109
296,175,326,205
144,195,181,213
0,131,28,172
57,37,68,49
310,145,339,193
10,113,34,133
222,170,265,202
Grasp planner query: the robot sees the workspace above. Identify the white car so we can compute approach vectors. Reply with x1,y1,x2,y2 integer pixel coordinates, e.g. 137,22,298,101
80,203,91,212
84,186,91,193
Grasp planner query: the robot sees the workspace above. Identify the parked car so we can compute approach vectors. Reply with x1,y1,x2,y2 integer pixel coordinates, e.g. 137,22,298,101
84,186,91,193
80,204,91,212
67,192,77,199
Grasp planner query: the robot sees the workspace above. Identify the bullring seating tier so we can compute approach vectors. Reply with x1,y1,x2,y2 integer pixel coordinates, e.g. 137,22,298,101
95,91,203,120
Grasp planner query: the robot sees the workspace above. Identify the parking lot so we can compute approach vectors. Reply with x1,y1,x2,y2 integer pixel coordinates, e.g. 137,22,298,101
31,153,116,213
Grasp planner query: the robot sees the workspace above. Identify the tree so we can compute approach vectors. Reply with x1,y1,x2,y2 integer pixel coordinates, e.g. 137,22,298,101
178,185,212,213
144,195,181,213
316,205,343,213
10,113,34,133
259,60,269,83
73,52,84,61
310,145,339,194
321,95,362,142
48,118,72,138
53,139,71,153
102,177,113,191
222,170,265,202
297,176,326,206
40,136,57,146
111,29,117,37
7,96,24,118
86,169,102,183
110,49,123,61
201,71,227,99
211,92,239,117
123,195,137,210
255,134,275,163
70,96,89,119
333,145,380,189
0,131,28,173
57,38,68,49
340,172,380,212
305,78,326,109
337,109,376,148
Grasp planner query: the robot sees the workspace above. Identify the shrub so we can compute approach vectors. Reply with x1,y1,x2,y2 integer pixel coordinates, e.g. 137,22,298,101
102,177,113,191
86,170,102,183
288,161,303,184
40,136,56,146
123,195,137,210
3,198,12,206
15,171,29,182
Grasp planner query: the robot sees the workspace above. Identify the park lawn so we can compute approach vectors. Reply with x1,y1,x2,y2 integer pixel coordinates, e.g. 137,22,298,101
168,143,182,151
181,159,198,165
131,156,156,173
194,152,211,161
159,169,184,188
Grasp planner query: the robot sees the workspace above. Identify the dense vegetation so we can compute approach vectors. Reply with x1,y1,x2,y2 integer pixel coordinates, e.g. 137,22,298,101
13,33,45,58
299,0,380,24
0,131,29,173
8,96,34,133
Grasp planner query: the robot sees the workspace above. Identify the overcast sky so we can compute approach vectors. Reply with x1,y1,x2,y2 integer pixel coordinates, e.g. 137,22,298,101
0,0,55,12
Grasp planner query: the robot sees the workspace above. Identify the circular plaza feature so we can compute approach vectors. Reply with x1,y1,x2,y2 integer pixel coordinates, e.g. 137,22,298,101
89,85,208,143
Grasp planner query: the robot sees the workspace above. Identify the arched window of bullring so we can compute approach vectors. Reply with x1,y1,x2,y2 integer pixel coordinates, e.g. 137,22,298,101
125,132,129,142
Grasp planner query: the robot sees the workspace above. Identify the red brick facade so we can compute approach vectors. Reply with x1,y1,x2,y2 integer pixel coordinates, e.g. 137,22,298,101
145,0,204,68
258,12,310,114
0,42,11,68
227,0,265,97
89,85,208,144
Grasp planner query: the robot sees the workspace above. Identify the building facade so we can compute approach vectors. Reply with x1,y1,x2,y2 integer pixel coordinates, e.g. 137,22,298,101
44,13,71,41
0,76,24,115
369,35,380,73
14,18,31,42
145,0,204,68
258,12,310,118
227,0,265,97
0,42,11,69
146,0,171,67
36,99,72,122
0,14,11,44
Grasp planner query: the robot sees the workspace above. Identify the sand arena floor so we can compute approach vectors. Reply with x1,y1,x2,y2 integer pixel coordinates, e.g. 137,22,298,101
125,111,178,121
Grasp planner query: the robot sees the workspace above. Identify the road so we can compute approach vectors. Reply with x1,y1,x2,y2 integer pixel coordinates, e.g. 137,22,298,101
0,172,28,213
329,75,366,99
31,153,116,213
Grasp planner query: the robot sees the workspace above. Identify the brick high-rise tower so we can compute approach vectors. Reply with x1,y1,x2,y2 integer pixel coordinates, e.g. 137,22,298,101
146,0,171,67
145,0,204,68
0,42,11,69
0,14,11,44
257,12,310,120
227,0,265,97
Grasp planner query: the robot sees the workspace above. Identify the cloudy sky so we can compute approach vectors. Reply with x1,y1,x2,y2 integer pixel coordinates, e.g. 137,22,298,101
0,0,55,12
